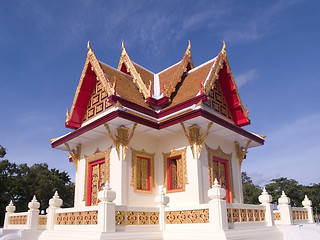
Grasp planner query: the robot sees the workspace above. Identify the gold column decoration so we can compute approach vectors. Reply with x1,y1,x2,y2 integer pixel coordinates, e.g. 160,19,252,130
64,143,81,171
104,123,138,160
235,140,252,168
130,148,155,193
180,122,213,159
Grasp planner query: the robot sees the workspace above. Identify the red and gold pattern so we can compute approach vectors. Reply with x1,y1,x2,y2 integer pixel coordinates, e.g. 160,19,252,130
254,209,260,221
56,211,98,225
38,216,47,225
232,208,240,222
82,77,112,123
166,209,209,224
247,209,254,222
227,208,232,222
204,80,233,120
260,209,265,221
273,212,281,221
9,215,27,225
240,209,247,222
115,211,159,225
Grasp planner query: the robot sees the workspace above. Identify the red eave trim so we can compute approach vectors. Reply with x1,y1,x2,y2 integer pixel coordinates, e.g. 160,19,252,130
52,107,263,149
145,96,170,106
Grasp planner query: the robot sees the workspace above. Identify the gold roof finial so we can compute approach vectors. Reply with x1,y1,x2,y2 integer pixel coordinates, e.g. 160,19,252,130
221,41,226,54
87,41,91,51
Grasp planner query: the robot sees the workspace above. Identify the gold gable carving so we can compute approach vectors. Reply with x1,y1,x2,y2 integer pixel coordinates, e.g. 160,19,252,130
104,123,138,160
82,77,113,123
164,41,194,98
83,146,112,205
205,144,234,202
118,42,152,99
163,147,188,193
130,148,155,193
66,42,115,123
181,122,213,159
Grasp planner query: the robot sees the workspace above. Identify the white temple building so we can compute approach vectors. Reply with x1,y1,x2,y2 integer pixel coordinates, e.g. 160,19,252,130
1,41,316,240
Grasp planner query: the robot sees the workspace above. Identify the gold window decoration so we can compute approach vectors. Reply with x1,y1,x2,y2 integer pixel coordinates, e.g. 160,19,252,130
84,147,112,206
163,147,188,193
205,144,234,203
131,148,155,193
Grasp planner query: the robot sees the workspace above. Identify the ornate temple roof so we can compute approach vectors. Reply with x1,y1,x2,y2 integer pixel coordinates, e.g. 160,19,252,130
52,41,263,151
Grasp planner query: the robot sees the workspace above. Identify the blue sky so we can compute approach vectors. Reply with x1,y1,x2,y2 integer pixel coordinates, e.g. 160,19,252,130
1,0,319,186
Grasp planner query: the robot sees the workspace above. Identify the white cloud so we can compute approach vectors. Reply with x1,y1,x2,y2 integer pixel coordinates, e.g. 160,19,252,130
235,69,258,88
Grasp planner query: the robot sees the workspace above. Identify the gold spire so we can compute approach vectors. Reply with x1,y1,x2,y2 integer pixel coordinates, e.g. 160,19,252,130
87,41,91,51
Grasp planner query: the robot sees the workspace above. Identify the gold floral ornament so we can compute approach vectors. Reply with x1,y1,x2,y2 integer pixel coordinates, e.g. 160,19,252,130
234,140,251,168
180,122,213,159
64,143,81,171
104,123,138,160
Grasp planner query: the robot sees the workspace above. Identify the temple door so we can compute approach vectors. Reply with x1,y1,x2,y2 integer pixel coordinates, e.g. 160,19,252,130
87,159,106,206
212,157,231,202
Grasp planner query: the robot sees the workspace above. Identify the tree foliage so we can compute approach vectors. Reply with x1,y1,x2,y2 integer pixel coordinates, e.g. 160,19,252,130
242,172,261,204
0,145,6,158
0,159,74,227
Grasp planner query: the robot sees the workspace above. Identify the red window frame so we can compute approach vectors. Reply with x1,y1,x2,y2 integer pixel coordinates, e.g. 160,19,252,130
87,158,105,206
213,157,231,203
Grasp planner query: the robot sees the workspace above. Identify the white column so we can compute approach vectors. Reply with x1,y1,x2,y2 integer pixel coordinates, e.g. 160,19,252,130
302,195,315,223
97,182,116,232
46,191,63,230
4,201,16,229
277,191,293,225
207,178,228,231
258,188,275,226
27,195,40,230
155,186,169,231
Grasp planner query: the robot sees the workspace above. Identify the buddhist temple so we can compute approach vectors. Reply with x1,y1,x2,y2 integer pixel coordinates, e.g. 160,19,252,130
1,41,315,240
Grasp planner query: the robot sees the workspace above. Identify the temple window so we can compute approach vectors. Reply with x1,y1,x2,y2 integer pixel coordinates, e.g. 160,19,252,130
131,149,154,193
206,144,233,203
84,147,111,206
163,148,188,193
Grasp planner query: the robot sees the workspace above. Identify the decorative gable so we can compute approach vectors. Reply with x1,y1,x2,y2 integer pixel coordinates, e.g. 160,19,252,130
82,78,113,124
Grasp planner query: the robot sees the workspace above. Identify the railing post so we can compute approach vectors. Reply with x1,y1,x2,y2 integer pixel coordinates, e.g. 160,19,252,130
277,191,293,225
27,195,40,230
4,201,16,229
302,195,315,223
258,187,274,226
98,182,116,232
155,186,169,231
46,191,63,230
207,178,228,231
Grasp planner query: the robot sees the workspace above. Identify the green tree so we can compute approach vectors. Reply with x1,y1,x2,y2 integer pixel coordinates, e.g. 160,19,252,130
265,177,304,207
0,159,74,227
242,172,261,204
0,145,6,158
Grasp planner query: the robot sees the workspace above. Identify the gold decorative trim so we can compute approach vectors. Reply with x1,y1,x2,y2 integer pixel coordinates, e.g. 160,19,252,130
118,42,151,99
205,144,234,202
104,123,138,160
181,122,213,158
66,43,115,123
163,147,188,193
64,143,81,171
164,40,194,98
83,147,112,205
131,148,155,193
235,140,251,168
203,42,248,120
